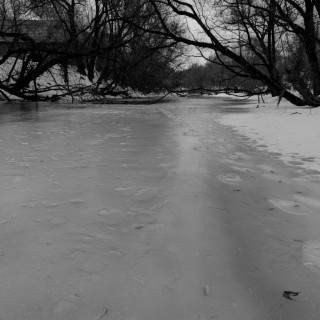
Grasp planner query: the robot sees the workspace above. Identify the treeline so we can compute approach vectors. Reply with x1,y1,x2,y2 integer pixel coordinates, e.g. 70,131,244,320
180,60,262,93
2,1,320,106
180,44,306,94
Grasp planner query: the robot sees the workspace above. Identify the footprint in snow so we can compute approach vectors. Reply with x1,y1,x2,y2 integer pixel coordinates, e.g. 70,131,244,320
268,198,311,215
218,172,242,185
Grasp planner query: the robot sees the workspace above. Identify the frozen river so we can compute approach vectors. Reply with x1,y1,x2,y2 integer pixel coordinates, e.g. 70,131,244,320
1,97,320,320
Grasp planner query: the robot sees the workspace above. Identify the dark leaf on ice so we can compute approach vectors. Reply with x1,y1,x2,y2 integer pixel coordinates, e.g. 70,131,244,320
283,291,301,300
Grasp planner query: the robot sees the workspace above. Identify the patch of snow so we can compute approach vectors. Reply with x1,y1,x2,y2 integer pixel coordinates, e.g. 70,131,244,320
0,58,98,101
216,95,320,172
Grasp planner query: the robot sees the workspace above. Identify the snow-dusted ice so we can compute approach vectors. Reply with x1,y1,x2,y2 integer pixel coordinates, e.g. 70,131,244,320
0,97,320,319
216,95,320,173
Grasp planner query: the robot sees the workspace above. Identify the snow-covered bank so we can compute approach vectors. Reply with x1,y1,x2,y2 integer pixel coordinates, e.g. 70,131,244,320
0,58,95,101
0,58,144,102
216,95,320,173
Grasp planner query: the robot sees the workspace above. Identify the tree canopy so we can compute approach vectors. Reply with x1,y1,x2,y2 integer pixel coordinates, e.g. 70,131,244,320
1,0,319,105
138,0,320,106
0,0,184,100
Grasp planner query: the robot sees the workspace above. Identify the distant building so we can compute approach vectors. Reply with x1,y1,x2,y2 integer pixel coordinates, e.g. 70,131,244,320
0,19,66,55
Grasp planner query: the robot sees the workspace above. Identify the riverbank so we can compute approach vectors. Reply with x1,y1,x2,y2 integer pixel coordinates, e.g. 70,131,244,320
215,94,320,174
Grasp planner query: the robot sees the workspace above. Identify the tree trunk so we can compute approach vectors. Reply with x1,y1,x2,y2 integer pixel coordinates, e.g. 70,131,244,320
304,0,320,96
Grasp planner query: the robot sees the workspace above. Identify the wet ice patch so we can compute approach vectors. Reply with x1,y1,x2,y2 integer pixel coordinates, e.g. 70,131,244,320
218,172,242,185
303,241,320,274
268,198,312,215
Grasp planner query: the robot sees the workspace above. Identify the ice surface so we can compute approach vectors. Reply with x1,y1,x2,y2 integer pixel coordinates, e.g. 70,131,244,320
0,98,319,320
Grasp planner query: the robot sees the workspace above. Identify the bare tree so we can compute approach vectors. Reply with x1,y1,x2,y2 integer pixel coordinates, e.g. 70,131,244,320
0,0,107,99
136,0,320,106
104,0,184,93
0,0,184,100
